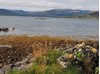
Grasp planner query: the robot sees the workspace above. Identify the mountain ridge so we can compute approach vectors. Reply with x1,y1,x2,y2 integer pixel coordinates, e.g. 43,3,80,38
0,8,98,18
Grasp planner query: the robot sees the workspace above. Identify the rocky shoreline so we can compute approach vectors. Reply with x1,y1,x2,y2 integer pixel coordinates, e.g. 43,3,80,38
0,27,15,32
0,36,99,74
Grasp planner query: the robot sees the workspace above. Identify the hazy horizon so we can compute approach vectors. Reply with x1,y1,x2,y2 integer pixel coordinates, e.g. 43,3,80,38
0,8,99,12
0,0,99,11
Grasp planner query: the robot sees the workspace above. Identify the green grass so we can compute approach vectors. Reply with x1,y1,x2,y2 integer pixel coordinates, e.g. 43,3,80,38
9,49,82,74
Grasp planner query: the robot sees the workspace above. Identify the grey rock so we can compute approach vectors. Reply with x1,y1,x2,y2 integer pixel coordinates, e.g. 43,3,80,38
0,63,3,68
0,45,12,48
0,68,5,74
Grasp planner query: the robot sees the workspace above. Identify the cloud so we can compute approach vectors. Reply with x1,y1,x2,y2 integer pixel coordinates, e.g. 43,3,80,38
0,0,98,11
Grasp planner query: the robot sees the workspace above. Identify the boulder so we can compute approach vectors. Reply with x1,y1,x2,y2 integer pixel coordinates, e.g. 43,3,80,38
57,53,74,68
0,28,9,32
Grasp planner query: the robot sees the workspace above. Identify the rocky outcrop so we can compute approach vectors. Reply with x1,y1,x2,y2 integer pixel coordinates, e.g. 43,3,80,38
9,53,35,70
0,44,32,66
0,53,35,74
0,28,9,32
57,42,99,74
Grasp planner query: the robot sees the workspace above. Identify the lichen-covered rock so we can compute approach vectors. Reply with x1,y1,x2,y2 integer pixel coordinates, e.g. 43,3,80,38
91,47,97,53
57,42,99,74
57,53,74,68
75,42,85,49
57,57,70,68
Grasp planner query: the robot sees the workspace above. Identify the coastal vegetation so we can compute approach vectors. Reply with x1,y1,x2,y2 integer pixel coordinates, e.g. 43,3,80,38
0,35,99,74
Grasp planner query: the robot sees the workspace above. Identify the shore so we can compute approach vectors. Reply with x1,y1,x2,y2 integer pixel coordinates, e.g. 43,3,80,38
0,35,99,74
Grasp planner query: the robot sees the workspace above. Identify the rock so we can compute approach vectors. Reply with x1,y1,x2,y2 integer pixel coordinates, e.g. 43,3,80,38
57,57,69,68
86,45,91,49
75,42,85,49
8,53,35,70
0,63,3,68
63,53,74,59
0,65,10,74
57,42,98,74
91,48,97,53
0,68,5,74
25,60,30,64
0,45,12,48
65,47,75,52
95,67,99,74
71,58,84,67
0,28,9,32
12,27,15,31
10,64,16,69
57,53,74,68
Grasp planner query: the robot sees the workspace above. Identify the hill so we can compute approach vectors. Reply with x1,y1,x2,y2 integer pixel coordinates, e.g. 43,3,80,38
0,9,98,18
77,11,99,19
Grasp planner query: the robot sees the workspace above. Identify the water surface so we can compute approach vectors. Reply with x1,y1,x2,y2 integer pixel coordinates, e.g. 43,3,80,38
0,16,99,39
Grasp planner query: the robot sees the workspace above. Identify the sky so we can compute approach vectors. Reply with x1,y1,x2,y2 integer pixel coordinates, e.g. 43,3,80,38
0,0,99,11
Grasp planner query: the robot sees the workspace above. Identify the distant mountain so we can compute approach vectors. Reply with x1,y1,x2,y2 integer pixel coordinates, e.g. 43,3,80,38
0,9,34,16
37,9,91,17
0,9,98,18
0,9,17,15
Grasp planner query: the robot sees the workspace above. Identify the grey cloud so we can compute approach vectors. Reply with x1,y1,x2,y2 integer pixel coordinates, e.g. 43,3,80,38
0,0,98,11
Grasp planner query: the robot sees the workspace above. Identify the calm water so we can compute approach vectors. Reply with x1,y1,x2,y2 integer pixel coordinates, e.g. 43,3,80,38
0,16,99,39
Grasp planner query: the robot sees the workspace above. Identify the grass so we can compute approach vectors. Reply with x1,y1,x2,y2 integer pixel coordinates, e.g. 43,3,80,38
8,49,82,74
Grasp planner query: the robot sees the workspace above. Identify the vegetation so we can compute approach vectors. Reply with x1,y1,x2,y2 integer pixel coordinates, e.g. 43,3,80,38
0,35,98,74
9,49,81,74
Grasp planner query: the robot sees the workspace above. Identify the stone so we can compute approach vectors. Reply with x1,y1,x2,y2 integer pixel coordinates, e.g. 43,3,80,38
57,53,74,68
25,60,30,64
75,42,85,49
68,54,74,59
0,45,12,48
57,58,69,68
0,68,5,74
63,53,74,59
0,28,9,32
91,48,97,53
0,63,3,68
